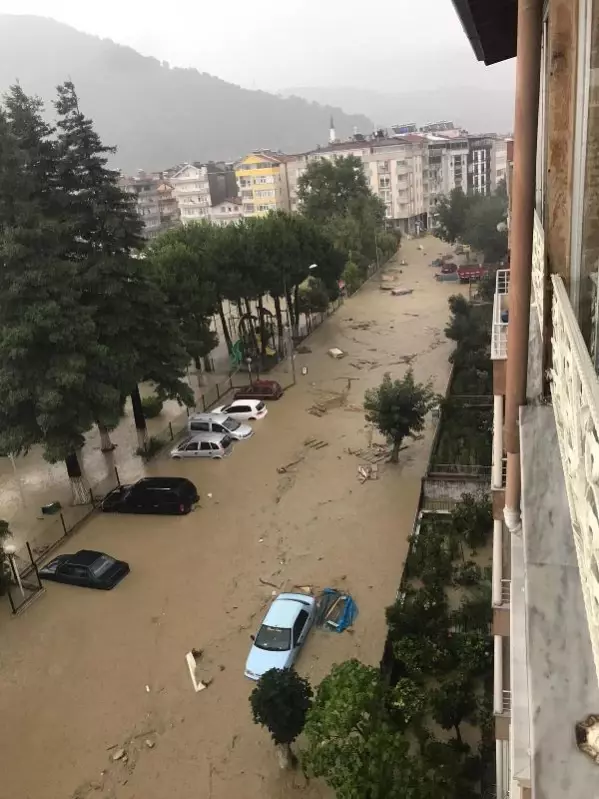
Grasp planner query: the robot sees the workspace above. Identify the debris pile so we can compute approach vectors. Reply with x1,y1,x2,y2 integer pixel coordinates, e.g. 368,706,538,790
304,437,328,450
328,347,346,359
357,464,378,483
347,443,389,464
316,588,358,633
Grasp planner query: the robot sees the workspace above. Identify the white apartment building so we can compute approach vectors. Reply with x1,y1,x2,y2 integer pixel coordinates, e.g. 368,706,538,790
170,163,211,224
286,137,428,234
208,199,243,226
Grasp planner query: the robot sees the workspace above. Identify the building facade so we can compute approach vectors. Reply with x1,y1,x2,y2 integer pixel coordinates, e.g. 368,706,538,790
170,163,211,224
208,199,243,226
235,152,290,217
452,1,599,799
286,137,429,234
119,172,180,239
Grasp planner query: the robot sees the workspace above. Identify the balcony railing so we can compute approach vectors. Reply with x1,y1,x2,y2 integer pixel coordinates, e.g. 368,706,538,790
550,273,599,683
491,269,510,360
502,689,512,714
500,578,511,605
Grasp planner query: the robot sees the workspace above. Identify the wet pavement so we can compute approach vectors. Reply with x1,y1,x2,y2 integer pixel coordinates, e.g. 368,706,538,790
0,237,463,799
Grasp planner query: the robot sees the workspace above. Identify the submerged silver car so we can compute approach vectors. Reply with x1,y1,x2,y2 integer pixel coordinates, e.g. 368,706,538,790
187,412,253,440
170,433,233,459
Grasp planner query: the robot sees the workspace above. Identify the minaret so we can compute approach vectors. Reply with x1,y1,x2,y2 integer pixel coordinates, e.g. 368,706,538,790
329,116,336,144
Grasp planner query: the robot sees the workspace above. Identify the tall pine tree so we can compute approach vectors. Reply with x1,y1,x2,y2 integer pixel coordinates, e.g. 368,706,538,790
54,81,192,449
0,87,114,501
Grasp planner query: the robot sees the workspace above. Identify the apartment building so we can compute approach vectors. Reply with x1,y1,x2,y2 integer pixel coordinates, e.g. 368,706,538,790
208,198,243,226
286,137,428,235
119,172,179,239
452,1,599,799
170,163,211,224
422,133,469,225
235,152,290,217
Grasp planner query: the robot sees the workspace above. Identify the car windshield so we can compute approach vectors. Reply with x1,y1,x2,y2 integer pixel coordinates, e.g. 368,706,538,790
90,555,116,577
223,417,240,431
221,436,233,448
254,624,291,652
256,401,265,411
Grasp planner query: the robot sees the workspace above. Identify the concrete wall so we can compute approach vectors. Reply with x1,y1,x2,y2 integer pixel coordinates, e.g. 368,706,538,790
422,475,491,502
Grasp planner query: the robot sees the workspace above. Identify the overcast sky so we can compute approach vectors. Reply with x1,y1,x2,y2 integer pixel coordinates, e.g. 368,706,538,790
0,0,514,93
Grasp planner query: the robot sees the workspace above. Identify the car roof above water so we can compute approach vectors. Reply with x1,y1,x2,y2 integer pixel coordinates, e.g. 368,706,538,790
263,595,311,628
179,433,229,445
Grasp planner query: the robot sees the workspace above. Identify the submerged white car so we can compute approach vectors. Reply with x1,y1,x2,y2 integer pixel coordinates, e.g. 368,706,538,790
244,593,316,680
213,399,268,421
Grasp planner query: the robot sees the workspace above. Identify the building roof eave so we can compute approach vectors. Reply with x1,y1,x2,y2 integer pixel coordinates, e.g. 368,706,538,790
450,0,518,65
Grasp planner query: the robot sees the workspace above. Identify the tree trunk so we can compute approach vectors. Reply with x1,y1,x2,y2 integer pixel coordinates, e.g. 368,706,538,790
97,421,115,453
257,296,267,356
274,295,284,344
286,288,296,336
390,438,402,463
65,451,89,505
203,356,213,373
244,298,252,317
454,725,463,744
131,385,148,450
275,743,296,770
293,285,300,336
217,298,233,353
193,356,206,387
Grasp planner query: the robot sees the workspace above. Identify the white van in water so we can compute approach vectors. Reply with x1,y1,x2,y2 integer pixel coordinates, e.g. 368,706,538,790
187,412,253,440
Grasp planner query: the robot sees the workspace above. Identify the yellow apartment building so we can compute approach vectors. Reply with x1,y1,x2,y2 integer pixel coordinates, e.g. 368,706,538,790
235,151,290,217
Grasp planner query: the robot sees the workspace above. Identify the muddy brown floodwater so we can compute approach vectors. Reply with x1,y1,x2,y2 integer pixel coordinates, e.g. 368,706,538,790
0,237,464,799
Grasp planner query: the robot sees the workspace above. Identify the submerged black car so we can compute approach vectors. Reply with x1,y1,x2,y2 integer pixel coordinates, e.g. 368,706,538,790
101,477,199,515
39,550,129,590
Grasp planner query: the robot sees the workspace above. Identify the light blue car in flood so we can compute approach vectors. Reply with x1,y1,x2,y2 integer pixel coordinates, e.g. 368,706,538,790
244,593,317,680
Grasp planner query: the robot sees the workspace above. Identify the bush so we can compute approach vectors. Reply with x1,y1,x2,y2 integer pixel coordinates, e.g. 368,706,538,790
136,436,164,461
453,561,482,587
342,260,364,294
141,395,163,419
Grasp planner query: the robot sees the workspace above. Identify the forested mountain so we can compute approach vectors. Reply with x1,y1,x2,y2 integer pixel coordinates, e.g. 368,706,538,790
0,15,372,172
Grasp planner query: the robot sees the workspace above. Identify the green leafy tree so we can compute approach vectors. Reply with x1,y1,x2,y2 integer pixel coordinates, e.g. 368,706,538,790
298,155,384,269
342,260,363,294
436,188,472,243
388,677,428,731
461,194,508,263
148,222,219,376
250,668,312,769
302,660,422,799
431,677,478,743
450,493,493,551
364,369,437,463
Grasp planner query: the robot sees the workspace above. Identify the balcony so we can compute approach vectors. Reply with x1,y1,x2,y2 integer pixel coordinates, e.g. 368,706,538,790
491,269,510,360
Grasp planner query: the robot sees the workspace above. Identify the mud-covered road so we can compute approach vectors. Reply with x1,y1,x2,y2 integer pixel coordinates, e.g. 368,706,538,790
0,237,462,799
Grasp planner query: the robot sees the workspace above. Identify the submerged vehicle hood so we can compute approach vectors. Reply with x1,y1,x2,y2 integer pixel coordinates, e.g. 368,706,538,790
244,646,290,680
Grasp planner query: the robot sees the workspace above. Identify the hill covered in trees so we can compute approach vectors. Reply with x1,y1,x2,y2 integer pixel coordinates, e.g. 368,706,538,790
0,15,372,172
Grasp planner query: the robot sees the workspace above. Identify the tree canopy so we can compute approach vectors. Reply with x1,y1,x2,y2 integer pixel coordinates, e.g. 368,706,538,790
364,369,437,462
435,187,508,264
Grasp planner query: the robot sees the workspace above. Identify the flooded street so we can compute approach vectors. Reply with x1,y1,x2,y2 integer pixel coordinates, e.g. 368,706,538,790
0,237,462,799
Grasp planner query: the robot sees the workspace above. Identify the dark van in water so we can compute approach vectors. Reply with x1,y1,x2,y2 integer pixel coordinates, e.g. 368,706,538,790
102,477,199,515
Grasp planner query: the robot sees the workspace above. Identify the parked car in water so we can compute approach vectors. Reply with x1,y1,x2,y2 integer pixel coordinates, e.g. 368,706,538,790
233,380,283,401
212,399,268,421
171,433,233,459
244,592,317,681
101,477,199,515
187,412,253,440
39,550,129,589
